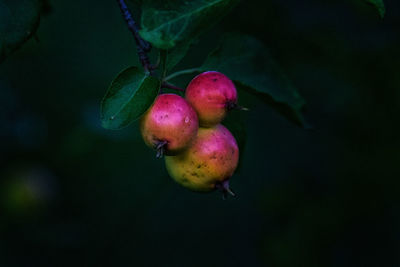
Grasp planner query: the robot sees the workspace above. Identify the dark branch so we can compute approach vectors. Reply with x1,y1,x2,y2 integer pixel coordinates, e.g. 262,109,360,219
117,0,185,94
117,0,153,73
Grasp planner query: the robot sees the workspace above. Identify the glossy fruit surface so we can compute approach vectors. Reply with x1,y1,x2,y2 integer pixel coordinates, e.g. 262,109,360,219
185,71,237,127
140,93,198,156
165,124,239,192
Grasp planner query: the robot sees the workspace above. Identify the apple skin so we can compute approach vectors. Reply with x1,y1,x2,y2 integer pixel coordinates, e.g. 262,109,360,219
140,93,199,155
185,71,237,128
165,124,239,192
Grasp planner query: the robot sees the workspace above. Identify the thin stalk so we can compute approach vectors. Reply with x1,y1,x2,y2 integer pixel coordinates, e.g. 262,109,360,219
161,82,185,92
164,68,201,82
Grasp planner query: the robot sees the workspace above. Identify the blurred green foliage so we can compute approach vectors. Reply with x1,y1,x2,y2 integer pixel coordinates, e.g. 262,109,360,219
365,0,386,18
0,0,42,62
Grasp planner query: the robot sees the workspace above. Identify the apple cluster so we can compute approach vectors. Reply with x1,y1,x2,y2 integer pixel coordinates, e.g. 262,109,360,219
140,71,240,197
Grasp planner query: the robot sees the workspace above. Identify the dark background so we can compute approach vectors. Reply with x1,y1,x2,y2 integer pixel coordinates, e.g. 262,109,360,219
1,0,400,266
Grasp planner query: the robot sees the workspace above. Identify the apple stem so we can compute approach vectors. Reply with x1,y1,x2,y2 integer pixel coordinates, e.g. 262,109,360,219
226,101,249,112
236,105,249,111
225,186,236,197
216,180,235,199
155,140,168,159
161,82,185,92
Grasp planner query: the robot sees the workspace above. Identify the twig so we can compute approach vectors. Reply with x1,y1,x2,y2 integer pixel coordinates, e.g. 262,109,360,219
117,1,185,93
117,0,153,73
161,82,185,92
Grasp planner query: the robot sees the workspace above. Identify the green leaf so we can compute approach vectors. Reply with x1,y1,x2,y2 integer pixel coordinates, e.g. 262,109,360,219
165,39,193,72
201,33,306,127
139,0,239,49
365,0,385,18
101,67,161,130
0,0,42,62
